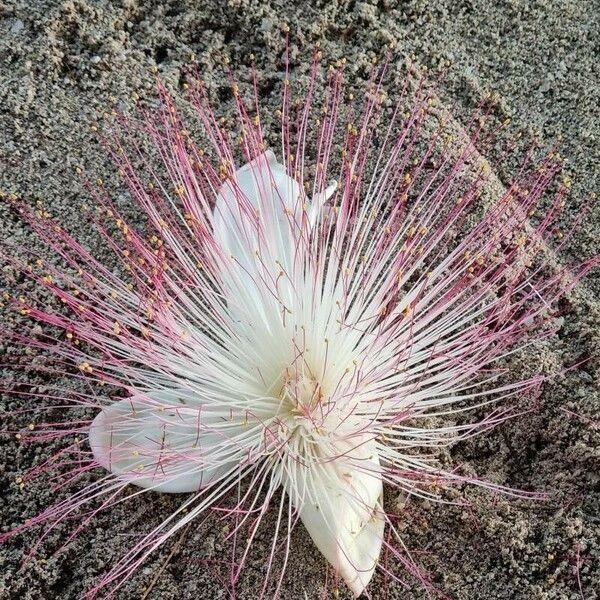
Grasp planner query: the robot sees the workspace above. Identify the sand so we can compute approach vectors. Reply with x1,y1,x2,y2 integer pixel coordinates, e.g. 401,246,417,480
1,1,599,599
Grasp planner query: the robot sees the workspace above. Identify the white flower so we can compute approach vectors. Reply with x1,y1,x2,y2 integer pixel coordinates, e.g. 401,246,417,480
89,150,385,595
5,68,592,600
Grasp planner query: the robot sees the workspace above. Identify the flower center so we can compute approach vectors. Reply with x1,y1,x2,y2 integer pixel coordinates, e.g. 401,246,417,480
279,368,323,418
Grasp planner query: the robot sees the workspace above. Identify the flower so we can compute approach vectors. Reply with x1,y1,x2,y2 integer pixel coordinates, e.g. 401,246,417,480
1,55,597,599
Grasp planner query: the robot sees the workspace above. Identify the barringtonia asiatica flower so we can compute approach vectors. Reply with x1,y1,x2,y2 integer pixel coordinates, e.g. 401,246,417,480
2,56,597,599
88,149,383,594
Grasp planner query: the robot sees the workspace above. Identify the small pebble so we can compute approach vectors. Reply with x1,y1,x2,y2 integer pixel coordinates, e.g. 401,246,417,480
10,19,24,34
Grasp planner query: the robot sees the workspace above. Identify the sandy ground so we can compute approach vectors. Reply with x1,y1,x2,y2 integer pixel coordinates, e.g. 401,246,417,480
1,1,599,599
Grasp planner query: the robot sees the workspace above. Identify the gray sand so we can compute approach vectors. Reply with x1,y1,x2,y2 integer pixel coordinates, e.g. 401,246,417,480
1,1,599,599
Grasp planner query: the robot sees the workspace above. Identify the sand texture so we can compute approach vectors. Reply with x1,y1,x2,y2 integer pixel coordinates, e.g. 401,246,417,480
1,1,599,599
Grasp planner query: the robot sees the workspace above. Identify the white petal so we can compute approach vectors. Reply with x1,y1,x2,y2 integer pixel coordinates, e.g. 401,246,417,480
295,437,384,597
89,393,236,493
308,179,337,229
212,150,301,271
